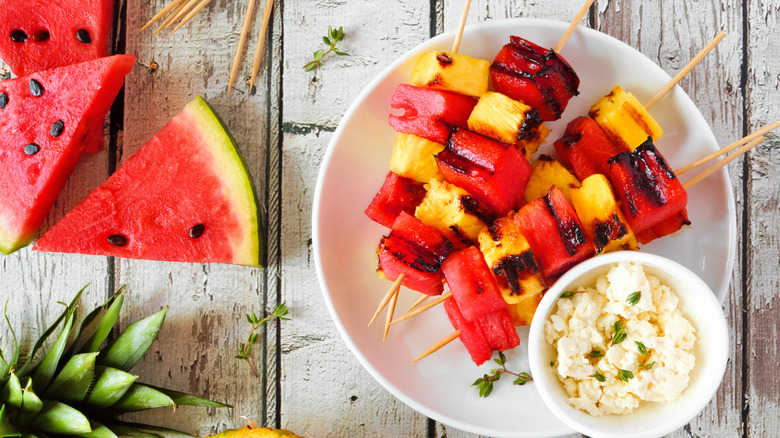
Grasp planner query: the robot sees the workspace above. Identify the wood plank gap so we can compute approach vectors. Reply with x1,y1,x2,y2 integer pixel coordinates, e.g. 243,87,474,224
588,0,597,29
739,0,750,435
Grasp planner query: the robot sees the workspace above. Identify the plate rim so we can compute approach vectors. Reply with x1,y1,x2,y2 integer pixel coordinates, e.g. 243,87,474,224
312,17,736,438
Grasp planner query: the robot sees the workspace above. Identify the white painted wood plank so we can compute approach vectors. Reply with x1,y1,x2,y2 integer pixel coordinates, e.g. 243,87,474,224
279,0,433,436
745,0,780,435
597,1,746,436
116,0,273,434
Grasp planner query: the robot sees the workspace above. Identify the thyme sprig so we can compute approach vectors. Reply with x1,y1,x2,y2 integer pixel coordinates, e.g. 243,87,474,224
472,352,532,397
236,302,290,376
611,320,627,345
626,291,641,306
303,26,350,72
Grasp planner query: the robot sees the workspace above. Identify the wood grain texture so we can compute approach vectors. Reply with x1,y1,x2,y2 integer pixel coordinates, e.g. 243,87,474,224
745,0,780,435
279,1,433,436
598,0,748,436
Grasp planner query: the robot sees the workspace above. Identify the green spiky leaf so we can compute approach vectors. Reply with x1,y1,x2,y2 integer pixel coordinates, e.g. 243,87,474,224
146,386,232,408
78,419,117,438
44,353,98,402
81,294,125,354
107,426,162,438
111,384,173,413
15,378,42,427
84,367,137,408
100,308,167,372
17,286,86,377
31,309,76,393
32,401,91,435
66,287,125,357
0,404,22,438
1,304,19,386
0,374,22,409
109,422,193,437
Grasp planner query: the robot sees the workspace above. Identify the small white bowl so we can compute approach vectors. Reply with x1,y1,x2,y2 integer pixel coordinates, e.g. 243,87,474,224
528,251,729,438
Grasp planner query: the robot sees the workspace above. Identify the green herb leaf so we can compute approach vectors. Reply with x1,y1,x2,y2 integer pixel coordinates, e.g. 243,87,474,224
304,26,349,71
550,360,556,367
322,36,332,46
611,320,627,345
617,369,634,382
626,291,641,306
513,372,532,386
589,350,605,358
592,372,606,382
635,341,647,355
642,361,656,370
560,291,576,299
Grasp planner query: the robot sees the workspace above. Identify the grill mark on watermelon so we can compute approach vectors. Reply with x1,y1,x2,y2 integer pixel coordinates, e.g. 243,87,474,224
543,195,586,256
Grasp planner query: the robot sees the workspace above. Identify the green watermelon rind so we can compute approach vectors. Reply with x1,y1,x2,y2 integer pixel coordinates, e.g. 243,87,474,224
188,97,264,267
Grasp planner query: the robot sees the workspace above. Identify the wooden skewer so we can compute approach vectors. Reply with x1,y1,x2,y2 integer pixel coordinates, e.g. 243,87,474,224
227,0,259,96
141,0,186,31
390,291,453,326
413,330,461,363
368,274,405,327
153,0,192,36
675,121,780,176
166,0,200,29
554,0,595,53
383,286,400,342
407,295,430,312
170,0,213,35
683,136,765,190
645,32,726,109
450,0,472,54
247,0,275,94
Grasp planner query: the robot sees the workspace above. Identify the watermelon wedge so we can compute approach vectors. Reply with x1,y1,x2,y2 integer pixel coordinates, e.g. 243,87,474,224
0,0,114,77
34,97,263,267
0,54,134,254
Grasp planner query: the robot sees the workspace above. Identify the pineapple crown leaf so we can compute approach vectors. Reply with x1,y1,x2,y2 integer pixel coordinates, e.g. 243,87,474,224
99,307,168,372
111,421,196,437
0,301,19,386
110,384,175,413
66,287,126,358
30,307,78,394
145,385,233,409
0,404,22,438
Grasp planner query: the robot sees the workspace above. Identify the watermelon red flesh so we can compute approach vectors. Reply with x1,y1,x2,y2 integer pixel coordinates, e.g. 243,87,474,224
364,171,426,228
0,54,134,254
553,116,624,180
388,84,477,144
635,208,690,244
608,139,688,234
33,97,262,266
475,310,520,352
0,0,114,77
441,246,507,322
444,298,492,366
514,185,595,278
436,128,531,217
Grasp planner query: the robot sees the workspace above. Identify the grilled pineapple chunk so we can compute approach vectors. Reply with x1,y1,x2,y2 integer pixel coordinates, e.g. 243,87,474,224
507,293,544,326
415,179,485,247
410,51,490,97
589,85,663,151
569,174,638,254
478,217,547,307
467,91,549,158
389,133,445,183
523,155,581,202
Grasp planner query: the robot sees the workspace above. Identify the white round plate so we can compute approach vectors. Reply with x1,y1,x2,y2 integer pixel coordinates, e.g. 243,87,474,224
312,18,736,438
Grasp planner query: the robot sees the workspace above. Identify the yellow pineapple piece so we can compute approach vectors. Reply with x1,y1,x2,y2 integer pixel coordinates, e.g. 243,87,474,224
507,293,544,326
410,51,490,97
415,179,485,246
467,92,549,157
589,85,663,151
389,133,445,183
523,155,581,203
569,174,638,254
477,217,547,307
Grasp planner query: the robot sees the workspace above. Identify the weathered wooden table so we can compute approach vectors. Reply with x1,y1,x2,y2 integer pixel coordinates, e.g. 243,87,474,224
3,0,778,436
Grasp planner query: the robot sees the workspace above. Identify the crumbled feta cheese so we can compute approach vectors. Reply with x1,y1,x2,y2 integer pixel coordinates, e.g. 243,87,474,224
544,262,696,416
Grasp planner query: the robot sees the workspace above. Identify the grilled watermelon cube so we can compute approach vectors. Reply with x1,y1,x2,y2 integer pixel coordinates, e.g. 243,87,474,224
365,171,427,228
477,217,546,305
436,128,532,217
441,246,507,322
523,155,581,203
607,138,688,234
634,209,691,244
569,174,638,254
590,85,663,152
553,116,624,180
388,84,477,144
476,309,520,352
444,298,492,366
410,51,490,98
490,36,580,121
514,185,595,278
415,179,489,248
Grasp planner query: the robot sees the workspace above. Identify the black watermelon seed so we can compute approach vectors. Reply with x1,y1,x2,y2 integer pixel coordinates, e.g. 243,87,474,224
189,224,205,239
0,92,7,109
29,79,43,97
107,234,127,246
50,120,65,138
31,30,49,42
23,143,40,156
76,29,91,44
10,30,27,42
